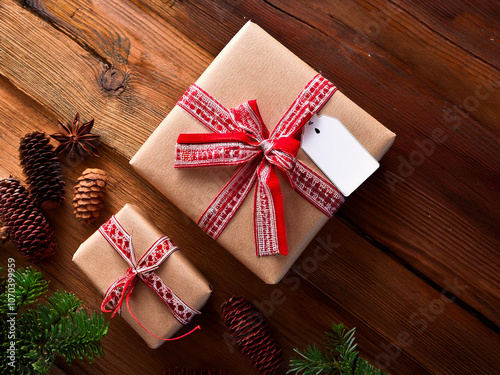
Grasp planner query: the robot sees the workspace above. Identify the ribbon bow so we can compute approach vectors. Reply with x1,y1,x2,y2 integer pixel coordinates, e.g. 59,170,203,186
175,74,345,257
99,216,200,339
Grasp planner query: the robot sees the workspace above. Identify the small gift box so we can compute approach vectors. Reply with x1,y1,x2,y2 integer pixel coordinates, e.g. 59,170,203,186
130,22,395,284
73,204,211,348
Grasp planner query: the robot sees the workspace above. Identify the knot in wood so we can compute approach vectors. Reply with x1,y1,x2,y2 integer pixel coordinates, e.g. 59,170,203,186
101,66,128,94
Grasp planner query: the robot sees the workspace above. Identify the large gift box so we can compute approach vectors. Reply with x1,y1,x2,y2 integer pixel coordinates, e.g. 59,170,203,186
73,204,212,348
130,22,395,284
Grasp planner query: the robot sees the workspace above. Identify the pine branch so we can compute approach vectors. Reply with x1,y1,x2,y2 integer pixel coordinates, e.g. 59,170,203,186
38,291,83,326
0,267,108,375
0,267,48,314
288,323,390,375
325,324,358,374
0,267,6,290
52,309,107,364
288,344,339,374
355,357,387,375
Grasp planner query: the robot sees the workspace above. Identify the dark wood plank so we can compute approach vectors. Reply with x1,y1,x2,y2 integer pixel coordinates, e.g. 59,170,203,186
2,70,499,373
260,0,500,326
265,0,499,130
14,0,500,330
130,0,499,128
0,76,431,374
400,0,500,69
126,0,500,326
1,0,499,374
295,219,500,375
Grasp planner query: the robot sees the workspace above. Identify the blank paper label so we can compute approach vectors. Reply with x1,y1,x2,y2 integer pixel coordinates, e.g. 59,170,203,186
301,114,379,196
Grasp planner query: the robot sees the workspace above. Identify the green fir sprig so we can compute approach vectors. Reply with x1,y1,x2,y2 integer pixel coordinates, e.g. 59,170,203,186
288,323,389,375
0,267,109,374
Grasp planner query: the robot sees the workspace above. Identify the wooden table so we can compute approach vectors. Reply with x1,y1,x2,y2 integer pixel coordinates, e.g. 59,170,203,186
0,1,498,374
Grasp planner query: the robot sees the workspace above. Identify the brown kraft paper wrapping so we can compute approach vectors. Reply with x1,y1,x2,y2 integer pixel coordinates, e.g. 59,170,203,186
130,22,396,284
72,204,212,349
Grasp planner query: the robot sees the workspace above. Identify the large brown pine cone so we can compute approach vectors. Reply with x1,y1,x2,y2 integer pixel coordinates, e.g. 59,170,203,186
0,178,56,262
221,297,282,375
19,131,66,210
164,369,229,375
73,168,107,223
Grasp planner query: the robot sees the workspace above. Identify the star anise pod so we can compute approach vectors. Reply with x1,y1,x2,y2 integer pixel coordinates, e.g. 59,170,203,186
51,113,101,161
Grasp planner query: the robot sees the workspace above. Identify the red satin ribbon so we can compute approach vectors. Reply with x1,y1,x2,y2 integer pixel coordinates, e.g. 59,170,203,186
175,74,345,257
99,216,201,341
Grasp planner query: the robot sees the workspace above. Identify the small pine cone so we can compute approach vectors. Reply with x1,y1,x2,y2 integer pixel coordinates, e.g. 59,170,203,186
73,168,107,223
0,178,56,261
221,297,282,375
164,369,229,375
19,131,66,210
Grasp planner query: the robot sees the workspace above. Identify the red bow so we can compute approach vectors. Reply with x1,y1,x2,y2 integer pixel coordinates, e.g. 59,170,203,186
175,74,344,257
99,216,200,340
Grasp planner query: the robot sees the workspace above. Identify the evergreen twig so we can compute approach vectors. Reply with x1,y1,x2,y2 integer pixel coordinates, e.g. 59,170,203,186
0,267,48,314
0,267,108,374
288,323,389,375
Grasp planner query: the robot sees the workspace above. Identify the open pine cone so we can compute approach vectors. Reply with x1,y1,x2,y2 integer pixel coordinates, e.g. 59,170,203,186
19,131,66,210
0,178,56,261
73,168,107,223
221,297,282,375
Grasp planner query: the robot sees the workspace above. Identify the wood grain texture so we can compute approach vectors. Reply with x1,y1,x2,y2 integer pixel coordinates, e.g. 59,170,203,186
0,76,430,375
267,0,499,130
397,0,500,69
295,219,500,374
0,0,211,159
0,0,499,374
129,0,500,326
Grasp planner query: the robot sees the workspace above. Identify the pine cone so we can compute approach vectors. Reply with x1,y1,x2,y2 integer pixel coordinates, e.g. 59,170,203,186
0,178,56,261
164,369,229,375
19,131,66,210
221,297,282,375
73,168,107,223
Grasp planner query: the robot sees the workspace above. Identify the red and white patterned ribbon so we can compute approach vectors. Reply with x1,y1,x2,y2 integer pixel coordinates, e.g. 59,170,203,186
176,74,345,257
99,216,200,329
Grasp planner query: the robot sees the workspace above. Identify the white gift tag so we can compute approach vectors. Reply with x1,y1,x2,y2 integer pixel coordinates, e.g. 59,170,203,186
301,114,379,196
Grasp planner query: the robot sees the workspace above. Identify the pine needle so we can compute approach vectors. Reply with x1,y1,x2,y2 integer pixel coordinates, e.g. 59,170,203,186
0,267,108,374
288,323,390,375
